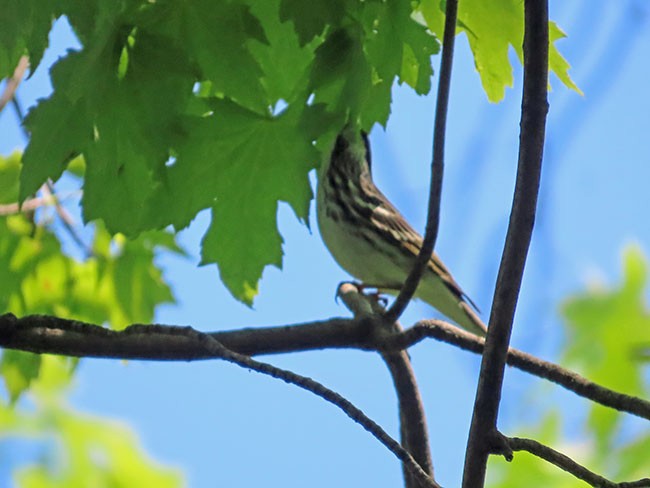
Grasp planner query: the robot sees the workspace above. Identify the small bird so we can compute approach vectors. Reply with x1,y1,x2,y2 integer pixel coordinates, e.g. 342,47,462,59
317,127,487,336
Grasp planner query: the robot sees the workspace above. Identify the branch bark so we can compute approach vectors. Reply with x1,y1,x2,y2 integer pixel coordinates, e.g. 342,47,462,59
508,436,650,487
462,0,549,485
382,348,433,488
3,313,649,423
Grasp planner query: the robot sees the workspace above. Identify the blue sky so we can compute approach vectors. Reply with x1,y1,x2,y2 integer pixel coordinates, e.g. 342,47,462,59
1,1,649,486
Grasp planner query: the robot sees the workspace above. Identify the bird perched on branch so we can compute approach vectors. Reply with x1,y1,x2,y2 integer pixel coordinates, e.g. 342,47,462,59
316,127,487,337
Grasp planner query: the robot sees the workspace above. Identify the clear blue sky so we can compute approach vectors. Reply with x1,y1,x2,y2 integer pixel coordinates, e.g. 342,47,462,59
1,1,649,486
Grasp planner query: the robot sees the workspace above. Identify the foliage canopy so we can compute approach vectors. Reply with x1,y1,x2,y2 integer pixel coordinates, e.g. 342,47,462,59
1,0,578,305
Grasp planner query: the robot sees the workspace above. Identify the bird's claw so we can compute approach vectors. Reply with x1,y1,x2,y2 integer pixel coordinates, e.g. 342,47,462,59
334,281,388,307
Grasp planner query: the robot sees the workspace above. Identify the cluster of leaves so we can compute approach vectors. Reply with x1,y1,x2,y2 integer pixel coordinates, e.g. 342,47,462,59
0,152,184,483
0,152,180,398
1,0,578,306
488,247,650,486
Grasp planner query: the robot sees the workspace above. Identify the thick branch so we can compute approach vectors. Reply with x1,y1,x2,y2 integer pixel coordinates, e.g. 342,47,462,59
508,436,650,487
386,0,459,321
462,0,549,485
0,313,375,359
3,314,649,424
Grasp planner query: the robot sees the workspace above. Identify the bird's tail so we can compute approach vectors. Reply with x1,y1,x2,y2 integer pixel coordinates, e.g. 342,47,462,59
416,276,487,337
456,301,488,337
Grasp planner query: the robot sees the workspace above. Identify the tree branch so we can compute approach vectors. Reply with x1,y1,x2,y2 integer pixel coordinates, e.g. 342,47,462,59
462,0,549,485
386,0,459,322
189,328,440,488
0,313,375,359
0,195,57,216
41,181,93,258
3,313,649,424
508,436,650,488
386,320,650,422
338,284,434,488
0,312,439,488
0,56,29,114
382,348,433,488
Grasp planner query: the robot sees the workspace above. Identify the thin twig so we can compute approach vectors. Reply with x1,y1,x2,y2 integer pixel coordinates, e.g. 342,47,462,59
388,320,650,422
41,181,93,258
173,323,444,488
385,0,459,322
462,0,549,485
0,196,52,216
0,191,82,216
0,56,29,114
508,436,650,488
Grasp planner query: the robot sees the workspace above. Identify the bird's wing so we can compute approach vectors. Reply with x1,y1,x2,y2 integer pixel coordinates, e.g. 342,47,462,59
367,184,480,312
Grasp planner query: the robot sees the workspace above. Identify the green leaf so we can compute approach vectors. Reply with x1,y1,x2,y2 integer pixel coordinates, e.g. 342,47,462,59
248,0,318,105
0,350,41,404
561,246,650,447
0,354,182,486
278,0,345,46
112,234,177,326
147,0,269,112
22,27,196,234
362,0,439,95
0,151,22,204
549,22,582,95
20,92,90,201
0,214,178,399
160,100,320,304
0,0,55,78
310,28,375,125
2,152,178,329
20,50,97,200
418,0,580,102
20,24,118,200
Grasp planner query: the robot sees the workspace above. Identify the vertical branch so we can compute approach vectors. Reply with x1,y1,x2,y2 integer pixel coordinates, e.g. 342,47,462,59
462,0,549,486
340,283,434,487
386,0,459,322
382,346,433,487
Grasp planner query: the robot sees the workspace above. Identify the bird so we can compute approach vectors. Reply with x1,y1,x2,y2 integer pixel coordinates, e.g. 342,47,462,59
316,127,487,336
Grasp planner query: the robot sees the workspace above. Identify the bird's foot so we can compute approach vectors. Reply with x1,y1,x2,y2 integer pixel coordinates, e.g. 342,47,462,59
335,281,391,307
